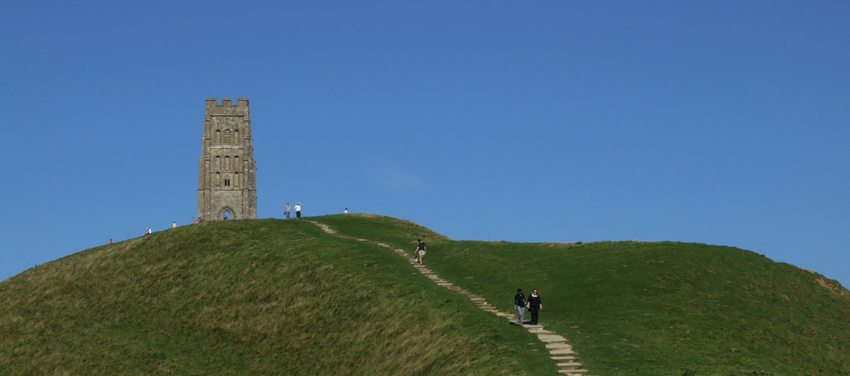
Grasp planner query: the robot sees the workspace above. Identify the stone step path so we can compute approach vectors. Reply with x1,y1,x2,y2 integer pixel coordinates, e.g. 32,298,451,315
306,221,595,376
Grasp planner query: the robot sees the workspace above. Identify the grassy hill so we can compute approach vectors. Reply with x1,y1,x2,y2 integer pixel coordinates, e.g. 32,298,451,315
0,219,554,375
315,214,850,376
2,214,849,376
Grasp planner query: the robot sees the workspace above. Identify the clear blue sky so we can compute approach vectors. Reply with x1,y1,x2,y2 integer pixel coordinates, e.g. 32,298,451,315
2,1,848,287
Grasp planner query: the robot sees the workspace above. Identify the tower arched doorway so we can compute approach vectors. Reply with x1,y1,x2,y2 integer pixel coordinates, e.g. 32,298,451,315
218,206,236,220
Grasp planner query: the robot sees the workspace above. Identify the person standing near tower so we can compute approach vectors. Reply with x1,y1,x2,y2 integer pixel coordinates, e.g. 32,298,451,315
285,202,291,219
295,202,302,220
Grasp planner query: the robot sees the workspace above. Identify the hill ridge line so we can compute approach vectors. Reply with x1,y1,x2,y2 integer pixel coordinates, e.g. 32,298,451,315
306,220,594,375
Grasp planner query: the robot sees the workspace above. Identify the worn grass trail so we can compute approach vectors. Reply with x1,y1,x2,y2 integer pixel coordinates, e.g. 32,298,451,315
0,219,555,375
308,219,595,375
315,214,850,376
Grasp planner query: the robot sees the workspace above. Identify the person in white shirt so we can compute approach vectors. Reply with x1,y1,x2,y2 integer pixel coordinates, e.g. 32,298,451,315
295,202,302,220
344,208,348,213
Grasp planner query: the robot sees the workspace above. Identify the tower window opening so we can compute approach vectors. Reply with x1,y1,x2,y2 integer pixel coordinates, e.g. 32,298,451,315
224,177,231,187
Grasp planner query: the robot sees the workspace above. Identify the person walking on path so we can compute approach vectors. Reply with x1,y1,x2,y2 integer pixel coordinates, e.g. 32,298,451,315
416,239,427,265
284,203,291,219
514,288,526,326
294,202,302,220
527,289,542,325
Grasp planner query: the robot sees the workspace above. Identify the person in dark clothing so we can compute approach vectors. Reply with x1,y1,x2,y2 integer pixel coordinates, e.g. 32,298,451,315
527,289,542,325
417,239,426,265
514,288,526,326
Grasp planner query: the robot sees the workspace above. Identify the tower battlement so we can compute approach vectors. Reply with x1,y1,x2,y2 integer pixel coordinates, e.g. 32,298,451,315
206,98,249,107
205,98,250,118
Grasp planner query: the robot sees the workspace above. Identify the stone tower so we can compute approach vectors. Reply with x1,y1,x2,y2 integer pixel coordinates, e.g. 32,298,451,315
198,98,257,221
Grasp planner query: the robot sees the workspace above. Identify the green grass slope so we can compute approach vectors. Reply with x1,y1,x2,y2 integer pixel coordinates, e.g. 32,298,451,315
317,214,850,376
0,219,555,375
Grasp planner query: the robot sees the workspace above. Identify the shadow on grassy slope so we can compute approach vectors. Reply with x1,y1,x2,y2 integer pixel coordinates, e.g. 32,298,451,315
0,219,555,375
315,214,850,376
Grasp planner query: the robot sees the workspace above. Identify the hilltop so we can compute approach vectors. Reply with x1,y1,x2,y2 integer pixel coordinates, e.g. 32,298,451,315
1,214,849,376
0,218,553,375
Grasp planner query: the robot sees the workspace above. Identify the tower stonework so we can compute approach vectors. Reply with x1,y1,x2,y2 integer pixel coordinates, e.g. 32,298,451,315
198,98,257,221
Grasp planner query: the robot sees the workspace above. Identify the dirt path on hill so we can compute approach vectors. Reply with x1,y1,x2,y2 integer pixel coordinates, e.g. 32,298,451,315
307,220,595,376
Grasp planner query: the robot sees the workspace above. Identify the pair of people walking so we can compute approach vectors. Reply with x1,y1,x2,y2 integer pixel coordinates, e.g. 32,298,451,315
284,202,302,220
514,288,542,326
